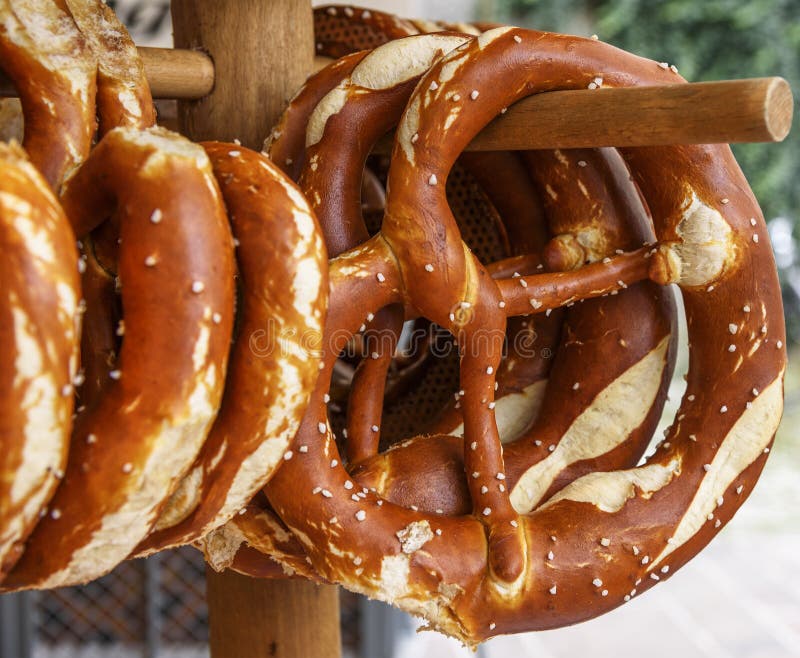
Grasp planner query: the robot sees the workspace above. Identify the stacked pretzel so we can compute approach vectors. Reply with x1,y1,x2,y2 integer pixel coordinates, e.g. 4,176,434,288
0,1,787,646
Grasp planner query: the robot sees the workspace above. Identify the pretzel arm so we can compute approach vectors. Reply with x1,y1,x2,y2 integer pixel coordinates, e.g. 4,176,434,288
265,50,367,180
345,304,404,464
496,245,653,315
135,143,327,556
0,144,80,582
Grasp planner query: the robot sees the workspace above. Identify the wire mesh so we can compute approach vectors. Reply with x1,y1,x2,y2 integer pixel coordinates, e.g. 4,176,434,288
20,545,363,658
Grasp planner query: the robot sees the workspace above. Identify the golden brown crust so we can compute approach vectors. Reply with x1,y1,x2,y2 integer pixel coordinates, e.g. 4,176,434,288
265,50,367,181
135,143,328,556
0,142,80,583
258,28,785,643
62,0,155,134
3,127,235,590
0,0,96,188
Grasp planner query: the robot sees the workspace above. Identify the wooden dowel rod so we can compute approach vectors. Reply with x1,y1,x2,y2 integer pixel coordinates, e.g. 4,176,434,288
480,76,793,148
138,47,215,99
0,46,215,100
1,47,791,148
373,76,793,152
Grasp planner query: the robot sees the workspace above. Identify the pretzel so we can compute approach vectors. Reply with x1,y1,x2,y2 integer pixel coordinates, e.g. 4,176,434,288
62,0,155,134
230,145,675,581
2,127,235,590
356,147,677,515
0,143,80,583
0,0,96,187
258,28,785,643
227,32,670,578
136,142,327,555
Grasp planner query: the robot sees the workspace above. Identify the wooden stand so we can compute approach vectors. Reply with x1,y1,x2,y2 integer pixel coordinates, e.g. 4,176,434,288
205,570,341,658
170,1,342,656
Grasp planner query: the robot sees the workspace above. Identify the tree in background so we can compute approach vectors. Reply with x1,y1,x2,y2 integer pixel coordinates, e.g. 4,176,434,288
483,0,799,223
483,0,800,337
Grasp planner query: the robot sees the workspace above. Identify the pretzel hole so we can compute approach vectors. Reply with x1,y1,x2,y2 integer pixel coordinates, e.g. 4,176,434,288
329,160,516,453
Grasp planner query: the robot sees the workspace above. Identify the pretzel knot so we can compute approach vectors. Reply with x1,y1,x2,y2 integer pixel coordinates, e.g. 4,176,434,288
258,28,785,643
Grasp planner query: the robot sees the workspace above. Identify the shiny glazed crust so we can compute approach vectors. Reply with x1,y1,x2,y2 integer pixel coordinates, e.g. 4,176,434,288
259,28,785,643
137,143,328,555
0,143,80,582
3,127,236,590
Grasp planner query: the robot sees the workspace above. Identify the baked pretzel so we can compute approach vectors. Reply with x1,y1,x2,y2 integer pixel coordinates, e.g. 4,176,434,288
3,127,235,590
136,142,327,555
0,143,80,583
227,145,675,580
0,0,96,187
355,147,676,516
62,0,155,135
228,30,671,578
258,28,785,643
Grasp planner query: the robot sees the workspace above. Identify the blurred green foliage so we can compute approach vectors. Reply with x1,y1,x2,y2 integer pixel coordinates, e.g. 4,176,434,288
482,0,800,223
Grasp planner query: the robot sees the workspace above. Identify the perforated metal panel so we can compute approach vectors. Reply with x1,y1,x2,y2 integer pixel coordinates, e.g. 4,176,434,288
313,12,392,57
328,159,508,446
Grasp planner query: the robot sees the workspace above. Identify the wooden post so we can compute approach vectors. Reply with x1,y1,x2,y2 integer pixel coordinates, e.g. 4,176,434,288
171,0,313,150
170,1,342,656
